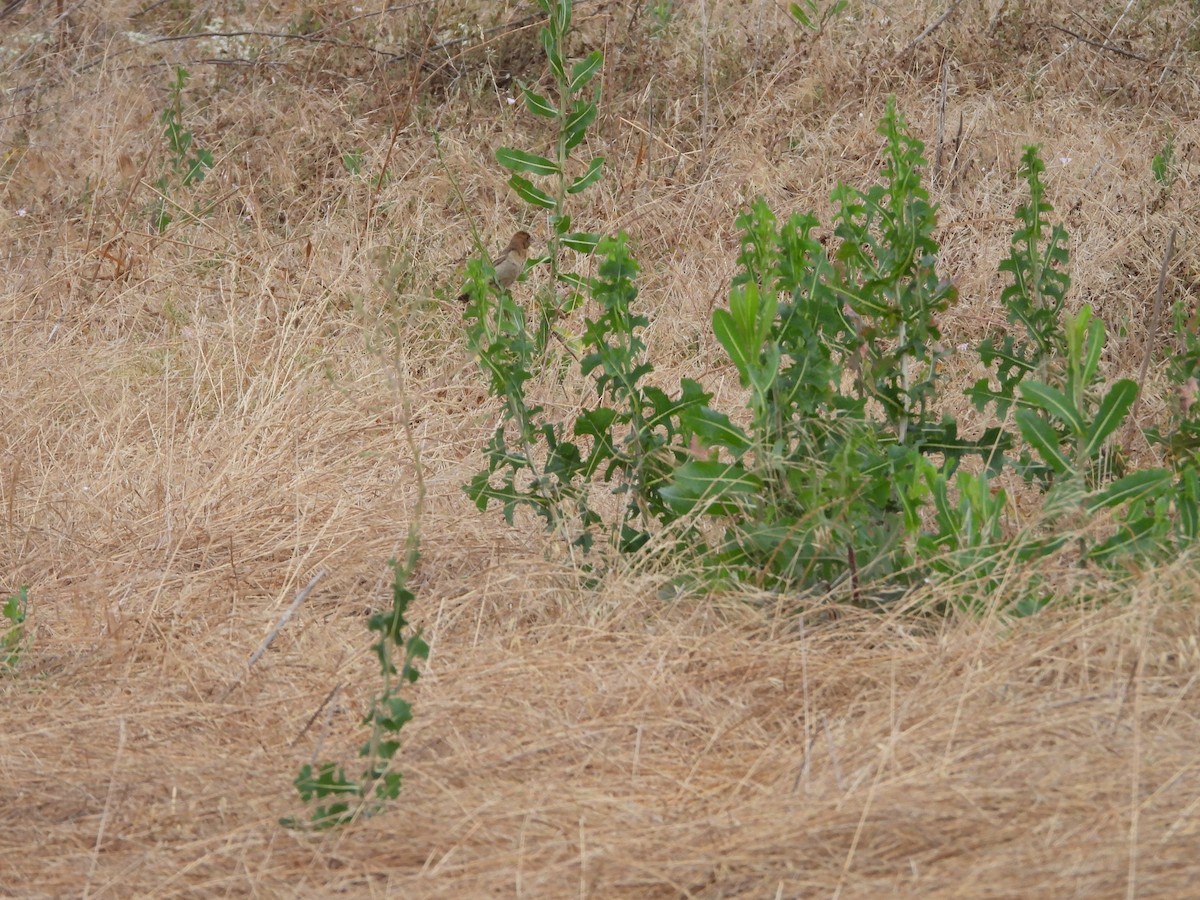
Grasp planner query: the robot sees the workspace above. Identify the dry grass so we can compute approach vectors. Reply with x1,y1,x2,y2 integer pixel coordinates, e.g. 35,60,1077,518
3,0,1200,896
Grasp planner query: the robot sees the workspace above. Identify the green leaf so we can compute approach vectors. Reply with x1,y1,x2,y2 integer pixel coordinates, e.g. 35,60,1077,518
541,27,566,84
561,232,602,253
496,147,560,176
568,157,605,193
681,406,752,454
1153,139,1176,187
564,102,597,151
507,174,557,209
1179,469,1199,541
1081,379,1136,459
568,51,603,94
550,1,570,37
1016,535,1070,561
556,270,590,292
519,83,558,118
574,407,618,438
712,308,751,385
1080,315,1105,388
1015,409,1071,474
182,148,212,187
1085,469,1173,512
790,2,814,28
730,279,763,339
1088,516,1159,562
659,459,763,517
1019,381,1086,436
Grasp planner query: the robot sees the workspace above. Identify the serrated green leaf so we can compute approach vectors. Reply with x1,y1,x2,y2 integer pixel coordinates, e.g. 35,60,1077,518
681,406,752,454
496,147,559,176
1081,379,1136,459
507,174,557,209
568,157,605,193
574,407,618,438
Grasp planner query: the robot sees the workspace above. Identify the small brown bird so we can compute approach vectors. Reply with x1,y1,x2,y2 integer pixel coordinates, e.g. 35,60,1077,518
458,230,532,302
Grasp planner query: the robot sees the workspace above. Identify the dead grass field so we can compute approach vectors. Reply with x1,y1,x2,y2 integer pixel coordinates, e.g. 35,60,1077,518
3,0,1200,896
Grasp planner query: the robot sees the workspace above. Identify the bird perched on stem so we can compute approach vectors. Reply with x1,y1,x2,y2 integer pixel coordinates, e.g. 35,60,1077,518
458,230,532,302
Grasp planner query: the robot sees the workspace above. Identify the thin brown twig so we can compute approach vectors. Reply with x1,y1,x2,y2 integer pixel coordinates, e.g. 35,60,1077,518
247,569,326,669
934,53,948,186
1045,22,1149,64
896,0,964,59
420,0,611,58
291,683,343,747
146,29,398,60
1131,227,1176,427
84,717,127,896
363,2,441,245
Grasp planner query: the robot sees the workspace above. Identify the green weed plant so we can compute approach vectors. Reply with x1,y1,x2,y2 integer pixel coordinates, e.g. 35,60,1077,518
460,1,1198,606
152,66,214,233
282,556,428,830
2,587,28,671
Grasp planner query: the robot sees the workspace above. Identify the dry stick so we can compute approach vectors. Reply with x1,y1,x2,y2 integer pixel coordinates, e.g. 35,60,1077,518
1100,0,1139,50
419,0,611,58
89,153,151,287
896,0,964,59
934,54,949,187
647,78,655,183
699,0,711,162
146,29,399,61
291,682,344,747
83,717,127,900
363,4,440,246
247,569,326,668
1158,34,1184,87
1044,22,1151,65
1130,227,1176,429
946,109,964,188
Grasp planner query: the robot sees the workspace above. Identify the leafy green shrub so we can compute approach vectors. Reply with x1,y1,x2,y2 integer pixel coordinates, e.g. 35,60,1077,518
460,0,1197,607
968,148,1070,420
463,0,707,555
